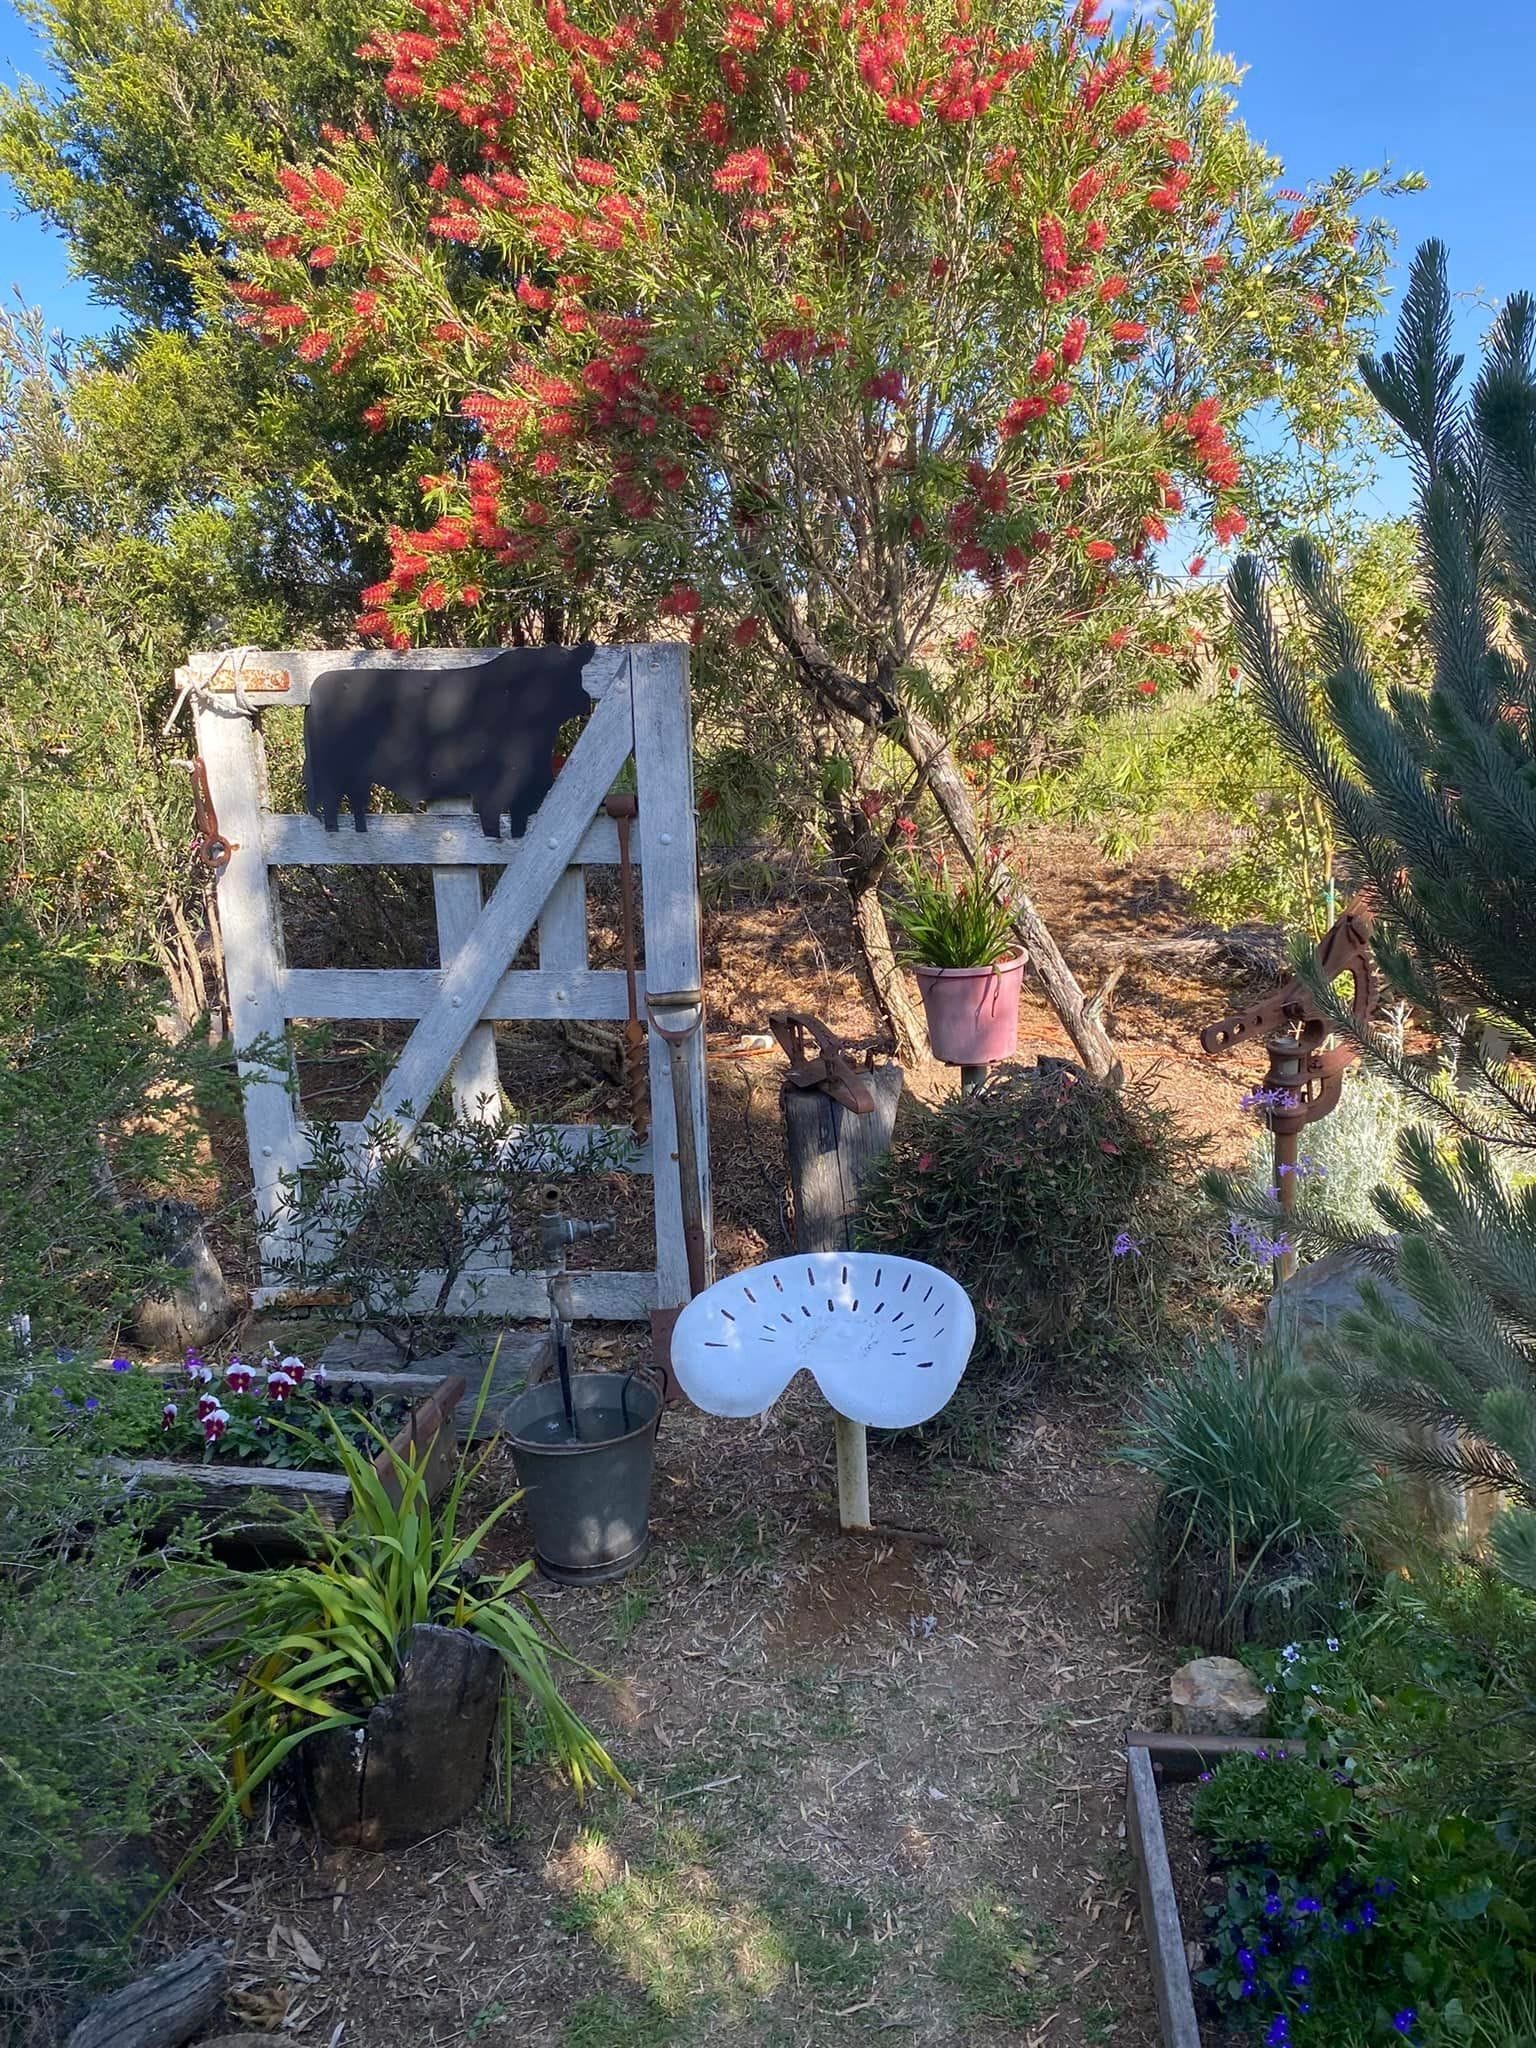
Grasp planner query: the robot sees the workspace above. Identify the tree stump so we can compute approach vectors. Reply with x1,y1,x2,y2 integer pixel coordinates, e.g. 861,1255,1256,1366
301,1623,501,1847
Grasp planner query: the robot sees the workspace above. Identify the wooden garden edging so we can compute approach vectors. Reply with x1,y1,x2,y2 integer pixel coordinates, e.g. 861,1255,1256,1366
108,1368,467,1541
1125,1730,1306,2048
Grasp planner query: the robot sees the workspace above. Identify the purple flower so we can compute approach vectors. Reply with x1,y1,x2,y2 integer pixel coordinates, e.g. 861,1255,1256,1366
1393,2014,1416,2036
1361,1901,1377,1925
1293,1896,1320,1915
1237,1948,1256,1976
1290,1967,1309,1988
50,1386,66,1400
1112,1230,1142,1258
83,1396,99,1412
110,1356,133,1373
1241,1085,1301,1116
1265,2016,1290,2048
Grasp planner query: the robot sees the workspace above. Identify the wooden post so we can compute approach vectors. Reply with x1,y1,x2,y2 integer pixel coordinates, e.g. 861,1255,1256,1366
959,1062,989,1095
781,1058,902,1531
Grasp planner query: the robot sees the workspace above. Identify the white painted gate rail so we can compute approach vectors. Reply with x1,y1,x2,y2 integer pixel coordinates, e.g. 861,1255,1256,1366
180,642,712,1320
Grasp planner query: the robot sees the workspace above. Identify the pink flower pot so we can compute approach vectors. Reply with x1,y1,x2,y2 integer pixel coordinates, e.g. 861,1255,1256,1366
914,955,1026,1066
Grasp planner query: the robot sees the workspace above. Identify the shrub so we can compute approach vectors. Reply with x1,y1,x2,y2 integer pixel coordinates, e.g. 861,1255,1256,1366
855,1063,1204,1379
0,1409,226,2042
1119,1335,1375,1649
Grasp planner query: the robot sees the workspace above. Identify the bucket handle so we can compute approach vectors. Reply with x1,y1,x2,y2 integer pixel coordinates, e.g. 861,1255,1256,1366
623,1363,667,1440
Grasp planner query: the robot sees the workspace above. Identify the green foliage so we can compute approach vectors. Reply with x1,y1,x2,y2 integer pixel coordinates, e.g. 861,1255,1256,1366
270,1108,634,1360
181,1388,629,1816
1119,1334,1376,1566
1230,242,1536,1590
1192,1571,1536,2046
0,1411,226,2041
0,919,236,1349
887,858,1016,969
1192,1752,1356,1863
935,1893,1054,2029
856,1064,1203,1377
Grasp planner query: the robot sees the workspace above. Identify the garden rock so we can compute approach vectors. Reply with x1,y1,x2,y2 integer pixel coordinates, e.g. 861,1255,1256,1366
1170,1655,1269,1737
300,1623,502,1848
129,1199,234,1351
1264,1245,1419,1353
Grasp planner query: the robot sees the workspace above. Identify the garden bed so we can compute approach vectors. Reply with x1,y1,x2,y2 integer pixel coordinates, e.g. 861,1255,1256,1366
106,1368,467,1543
1125,1731,1305,2048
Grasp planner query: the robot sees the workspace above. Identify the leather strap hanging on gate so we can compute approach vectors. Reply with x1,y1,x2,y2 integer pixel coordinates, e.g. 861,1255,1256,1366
603,793,649,1139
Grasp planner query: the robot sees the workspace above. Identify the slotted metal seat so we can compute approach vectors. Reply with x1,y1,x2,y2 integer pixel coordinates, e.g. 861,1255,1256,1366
671,1251,975,1429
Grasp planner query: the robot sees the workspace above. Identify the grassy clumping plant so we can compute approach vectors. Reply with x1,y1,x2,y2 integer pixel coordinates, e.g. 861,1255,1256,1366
0,1411,227,2044
1119,1334,1375,1649
888,859,1017,970
179,1377,628,1824
1225,240,1536,1593
857,1063,1206,1382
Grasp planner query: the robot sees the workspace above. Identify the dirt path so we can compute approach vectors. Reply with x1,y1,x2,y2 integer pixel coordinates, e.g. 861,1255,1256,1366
166,1390,1168,2048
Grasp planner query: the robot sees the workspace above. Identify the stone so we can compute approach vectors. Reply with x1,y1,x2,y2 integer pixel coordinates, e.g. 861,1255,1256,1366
129,1199,234,1351
1264,1245,1420,1353
1170,1655,1269,1737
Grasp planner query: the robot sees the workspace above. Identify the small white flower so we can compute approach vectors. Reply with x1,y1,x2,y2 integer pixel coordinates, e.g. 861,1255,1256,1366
1326,1637,1341,1653
1280,1644,1301,1665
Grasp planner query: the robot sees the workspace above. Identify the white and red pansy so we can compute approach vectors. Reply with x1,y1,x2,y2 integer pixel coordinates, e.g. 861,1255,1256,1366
202,1404,230,1443
280,1353,306,1387
197,1391,220,1420
161,1400,178,1430
266,1367,296,1401
226,1359,254,1395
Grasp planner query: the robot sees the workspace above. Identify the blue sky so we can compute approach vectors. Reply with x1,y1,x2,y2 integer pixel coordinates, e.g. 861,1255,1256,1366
2,0,1533,512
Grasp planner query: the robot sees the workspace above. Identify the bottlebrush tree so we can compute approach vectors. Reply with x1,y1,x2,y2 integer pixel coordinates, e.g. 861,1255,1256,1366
225,0,1410,1064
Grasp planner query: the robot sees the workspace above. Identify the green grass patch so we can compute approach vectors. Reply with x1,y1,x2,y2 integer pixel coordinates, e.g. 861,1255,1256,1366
936,1892,1055,2028
563,1990,678,2047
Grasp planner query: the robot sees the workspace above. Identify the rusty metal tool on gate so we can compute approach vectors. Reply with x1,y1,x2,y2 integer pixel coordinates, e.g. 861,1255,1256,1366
189,756,237,872
603,794,650,1139
645,985,711,1303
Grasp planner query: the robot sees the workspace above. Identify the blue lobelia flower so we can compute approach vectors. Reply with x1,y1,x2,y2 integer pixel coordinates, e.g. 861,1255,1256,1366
1290,1967,1309,1988
110,1356,133,1372
83,1396,99,1411
1237,1949,1257,1976
1293,1896,1321,1915
1266,2016,1291,2048
1393,2014,1416,2035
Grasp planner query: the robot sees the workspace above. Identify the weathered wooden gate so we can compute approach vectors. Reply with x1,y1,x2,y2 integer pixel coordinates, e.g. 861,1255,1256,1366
179,643,711,1319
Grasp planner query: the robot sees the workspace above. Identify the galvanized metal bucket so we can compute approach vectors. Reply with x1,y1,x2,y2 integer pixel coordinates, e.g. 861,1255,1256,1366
502,1370,661,1585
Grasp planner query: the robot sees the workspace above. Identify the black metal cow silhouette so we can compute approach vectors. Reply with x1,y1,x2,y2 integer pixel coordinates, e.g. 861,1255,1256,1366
303,646,596,839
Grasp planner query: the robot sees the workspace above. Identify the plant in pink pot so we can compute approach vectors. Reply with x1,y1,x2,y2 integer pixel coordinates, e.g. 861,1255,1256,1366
891,859,1025,1067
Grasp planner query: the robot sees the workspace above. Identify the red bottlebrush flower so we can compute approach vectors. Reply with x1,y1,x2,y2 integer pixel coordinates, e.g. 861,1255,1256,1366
1105,627,1130,649
1048,381,1071,406
858,790,885,819
969,738,997,760
1289,208,1318,240
732,615,762,648
356,609,393,637
1038,214,1069,272
1150,66,1171,92
697,786,721,811
1060,316,1088,366
885,96,923,126
309,244,337,268
1136,679,1157,695
1085,539,1116,562
427,162,452,192
660,582,701,617
862,369,906,402
724,5,767,50
1030,348,1057,382
295,327,330,363
1142,512,1168,543
1000,394,1048,436
1179,289,1202,314
1187,554,1207,577
1114,104,1148,137
698,100,732,144
1068,169,1103,214
786,67,809,91
1212,507,1248,544
1166,136,1192,164
714,147,773,195
1111,319,1147,343
1162,484,1184,512
420,580,449,610
1098,274,1128,302
1055,470,1074,490
518,279,555,311
719,49,749,93
616,99,641,120
1084,219,1107,253
574,156,618,187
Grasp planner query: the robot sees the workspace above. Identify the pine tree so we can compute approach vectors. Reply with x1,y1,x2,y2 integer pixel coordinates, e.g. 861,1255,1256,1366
1228,238,1536,1588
